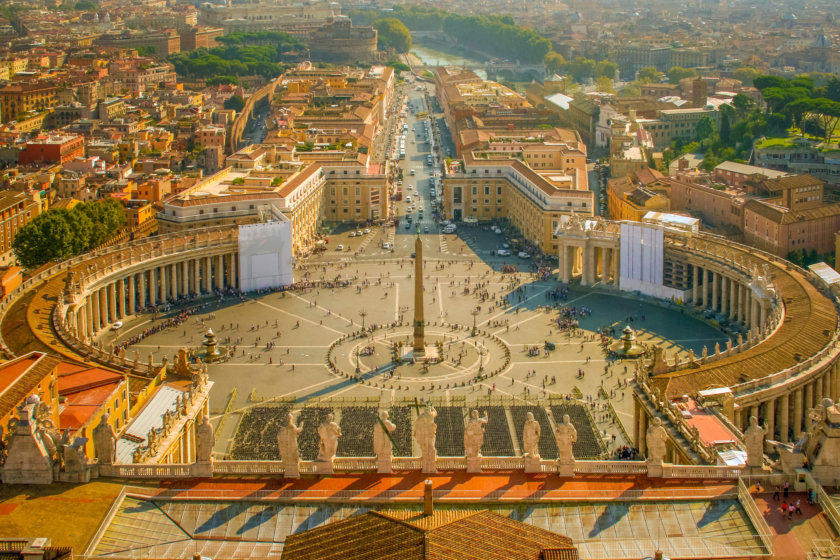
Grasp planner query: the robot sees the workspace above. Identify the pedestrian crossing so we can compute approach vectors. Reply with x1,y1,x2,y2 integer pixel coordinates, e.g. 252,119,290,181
439,234,450,254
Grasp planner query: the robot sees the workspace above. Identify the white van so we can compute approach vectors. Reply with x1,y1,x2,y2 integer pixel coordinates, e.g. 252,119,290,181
406,196,412,203
410,169,415,176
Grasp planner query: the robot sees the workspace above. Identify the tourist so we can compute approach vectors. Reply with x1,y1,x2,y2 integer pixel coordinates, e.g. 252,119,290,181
783,481,790,498
773,486,780,501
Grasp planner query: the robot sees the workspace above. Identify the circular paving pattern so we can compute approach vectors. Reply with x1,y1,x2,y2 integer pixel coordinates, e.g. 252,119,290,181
328,326,511,389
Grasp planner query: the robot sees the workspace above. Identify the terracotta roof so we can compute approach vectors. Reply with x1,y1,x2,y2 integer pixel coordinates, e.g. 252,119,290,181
281,509,577,560
0,352,59,420
743,199,840,224
760,174,823,192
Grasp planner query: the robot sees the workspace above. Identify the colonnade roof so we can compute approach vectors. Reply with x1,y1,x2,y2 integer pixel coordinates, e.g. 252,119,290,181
653,249,837,399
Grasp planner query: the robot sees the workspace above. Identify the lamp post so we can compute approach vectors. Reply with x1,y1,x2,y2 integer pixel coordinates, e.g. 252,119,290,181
355,348,361,374
471,306,480,336
359,308,368,331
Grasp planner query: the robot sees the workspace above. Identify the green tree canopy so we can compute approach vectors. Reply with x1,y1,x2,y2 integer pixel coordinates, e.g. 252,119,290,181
637,66,664,84
13,199,126,269
224,94,245,112
374,18,412,53
567,57,596,82
732,67,760,87
544,51,566,75
596,60,618,79
667,66,697,84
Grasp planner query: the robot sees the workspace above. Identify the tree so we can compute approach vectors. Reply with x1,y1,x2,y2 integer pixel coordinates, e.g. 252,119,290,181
544,51,566,75
12,200,125,269
637,66,664,84
595,76,615,93
720,108,732,145
224,95,245,112
667,66,697,84
374,18,412,53
732,67,760,87
694,115,716,141
567,57,596,82
596,60,617,79
787,250,806,267
753,75,789,91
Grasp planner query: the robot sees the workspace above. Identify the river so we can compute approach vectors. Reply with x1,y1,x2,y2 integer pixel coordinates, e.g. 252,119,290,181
411,43,487,79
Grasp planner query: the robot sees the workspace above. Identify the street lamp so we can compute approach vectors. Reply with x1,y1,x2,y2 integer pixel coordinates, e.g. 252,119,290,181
355,348,361,374
471,306,480,336
359,308,368,331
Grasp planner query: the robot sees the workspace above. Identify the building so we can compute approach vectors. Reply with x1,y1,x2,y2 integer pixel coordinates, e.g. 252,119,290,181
198,0,337,34
713,161,789,188
742,198,840,257
56,361,129,460
0,352,61,437
643,107,721,150
607,173,670,221
18,135,85,167
306,17,377,64
0,190,40,266
443,155,594,254
282,509,578,560
0,82,59,123
93,31,181,57
179,27,223,51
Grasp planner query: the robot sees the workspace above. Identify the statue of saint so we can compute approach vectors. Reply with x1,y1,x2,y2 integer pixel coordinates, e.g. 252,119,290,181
522,412,541,459
92,413,117,465
373,410,397,461
317,413,341,463
554,414,577,464
464,409,488,459
646,417,668,464
277,412,303,466
414,404,437,462
195,415,215,463
743,415,767,469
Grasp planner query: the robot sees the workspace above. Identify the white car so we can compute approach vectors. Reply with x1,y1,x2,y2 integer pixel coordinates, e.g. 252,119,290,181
349,231,356,237
337,244,344,250
111,321,123,330
518,252,531,259
364,228,371,234
357,230,364,236
497,250,511,257
383,242,392,249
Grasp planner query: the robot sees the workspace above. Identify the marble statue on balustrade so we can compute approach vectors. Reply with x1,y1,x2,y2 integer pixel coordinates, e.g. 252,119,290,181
415,404,437,473
278,412,303,478
374,410,397,473
744,415,767,470
196,415,215,463
645,417,668,474
554,414,577,476
522,412,541,459
464,409,488,472
522,412,542,472
316,413,342,474
93,413,117,466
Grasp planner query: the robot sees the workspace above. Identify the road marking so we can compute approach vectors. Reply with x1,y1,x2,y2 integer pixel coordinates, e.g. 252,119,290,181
254,298,347,335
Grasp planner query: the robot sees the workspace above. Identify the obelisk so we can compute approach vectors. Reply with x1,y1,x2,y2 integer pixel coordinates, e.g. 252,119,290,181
413,235,425,355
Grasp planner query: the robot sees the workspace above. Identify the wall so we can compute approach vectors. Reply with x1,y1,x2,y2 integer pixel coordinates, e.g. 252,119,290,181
238,221,293,291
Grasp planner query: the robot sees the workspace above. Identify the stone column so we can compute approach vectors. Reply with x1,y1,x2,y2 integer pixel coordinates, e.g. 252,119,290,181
779,392,790,443
117,278,125,319
765,398,775,441
734,408,742,432
204,256,212,293
86,297,94,337
612,247,620,287
138,272,146,309
600,247,609,284
639,412,648,456
99,288,108,327
793,388,803,437
822,371,830,403
182,260,189,296
832,362,840,402
560,244,571,283
692,266,699,304
159,265,167,303
702,269,709,308
148,268,157,306
108,283,116,324
721,276,728,316
192,259,200,294
216,254,224,291
583,245,594,286
712,272,719,312
760,301,767,328
171,263,178,300
128,274,136,315
729,280,738,321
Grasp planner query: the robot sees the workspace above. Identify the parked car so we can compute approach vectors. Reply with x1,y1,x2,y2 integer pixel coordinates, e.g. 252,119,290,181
349,232,356,237
518,252,531,259
337,244,344,250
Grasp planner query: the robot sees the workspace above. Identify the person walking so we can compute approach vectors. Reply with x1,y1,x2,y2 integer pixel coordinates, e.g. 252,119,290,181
783,481,790,498
795,500,802,515
787,503,795,519
773,486,780,501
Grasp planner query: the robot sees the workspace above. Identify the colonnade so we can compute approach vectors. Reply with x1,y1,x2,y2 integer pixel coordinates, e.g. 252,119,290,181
70,252,239,341
558,242,620,287
737,362,840,443
690,265,769,329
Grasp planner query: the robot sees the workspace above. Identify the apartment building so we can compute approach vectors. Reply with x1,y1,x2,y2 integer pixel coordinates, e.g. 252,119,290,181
0,82,59,123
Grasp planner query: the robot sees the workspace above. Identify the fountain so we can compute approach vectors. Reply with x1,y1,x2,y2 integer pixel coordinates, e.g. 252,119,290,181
610,325,646,358
201,328,225,362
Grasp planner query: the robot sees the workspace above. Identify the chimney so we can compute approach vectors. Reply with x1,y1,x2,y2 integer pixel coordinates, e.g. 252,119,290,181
423,479,434,515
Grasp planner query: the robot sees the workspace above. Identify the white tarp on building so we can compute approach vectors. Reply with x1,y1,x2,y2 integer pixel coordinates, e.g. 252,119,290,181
619,222,684,300
238,220,293,291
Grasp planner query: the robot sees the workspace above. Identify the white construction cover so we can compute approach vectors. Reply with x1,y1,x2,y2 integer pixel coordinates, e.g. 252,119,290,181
619,222,683,300
238,221,293,291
